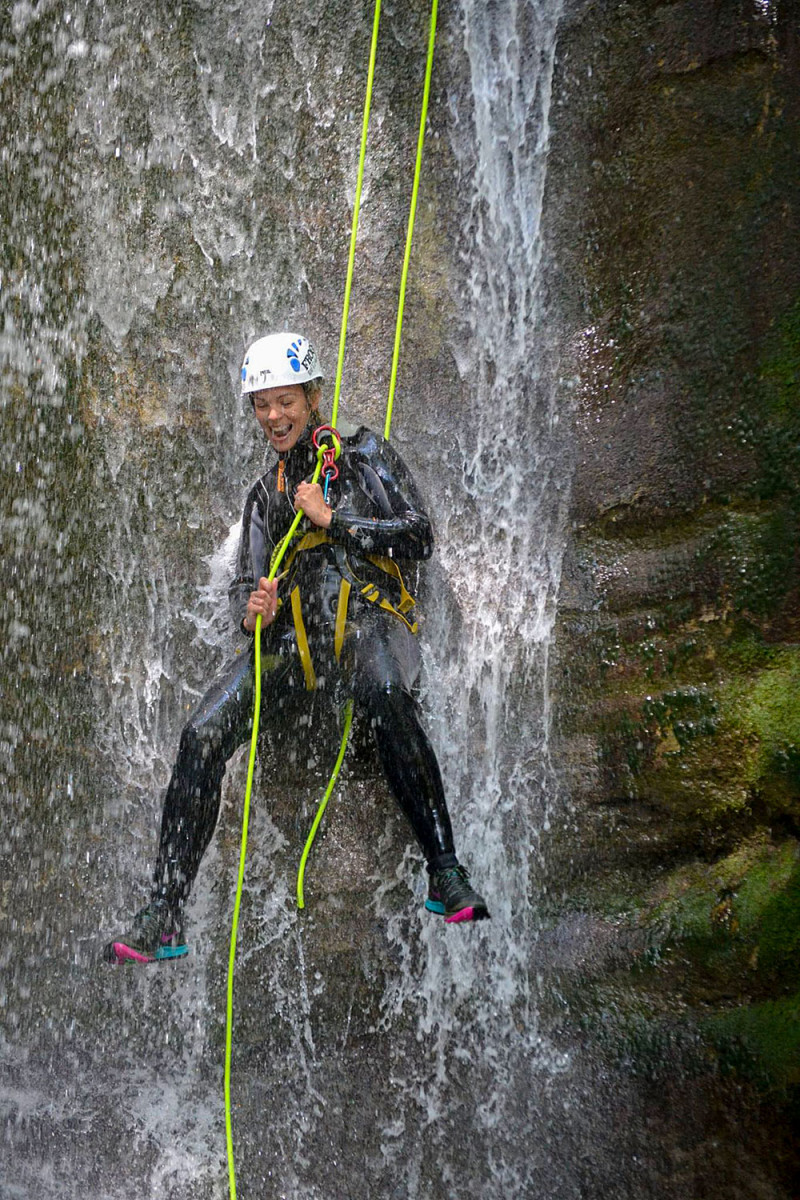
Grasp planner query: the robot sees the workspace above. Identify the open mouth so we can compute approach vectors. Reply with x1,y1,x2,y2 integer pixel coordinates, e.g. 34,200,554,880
269,423,293,443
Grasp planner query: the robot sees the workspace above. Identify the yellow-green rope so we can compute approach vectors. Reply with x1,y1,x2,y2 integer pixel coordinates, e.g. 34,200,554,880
224,605,259,1200
331,0,382,430
384,0,438,441
292,0,383,906
224,453,325,1200
225,0,439,1188
296,698,354,908
225,1,384,1177
299,0,439,890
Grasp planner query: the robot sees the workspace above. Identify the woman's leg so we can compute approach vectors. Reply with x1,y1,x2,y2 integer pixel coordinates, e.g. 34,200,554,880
153,642,295,910
345,613,455,868
344,610,489,921
106,634,302,961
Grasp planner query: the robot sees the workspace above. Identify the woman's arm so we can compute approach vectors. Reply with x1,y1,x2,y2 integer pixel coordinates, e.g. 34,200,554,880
228,488,266,631
297,429,434,560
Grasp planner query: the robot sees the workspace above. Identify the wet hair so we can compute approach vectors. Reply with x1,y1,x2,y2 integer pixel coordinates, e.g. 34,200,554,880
303,379,324,426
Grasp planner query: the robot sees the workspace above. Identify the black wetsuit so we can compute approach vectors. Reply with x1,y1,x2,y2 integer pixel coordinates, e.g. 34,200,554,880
154,424,457,909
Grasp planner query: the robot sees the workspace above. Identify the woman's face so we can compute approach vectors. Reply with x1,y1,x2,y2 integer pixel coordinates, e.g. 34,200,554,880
252,384,311,453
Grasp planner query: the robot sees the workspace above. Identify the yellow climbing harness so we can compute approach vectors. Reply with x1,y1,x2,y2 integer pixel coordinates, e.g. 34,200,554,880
275,528,420,691
225,1,439,1196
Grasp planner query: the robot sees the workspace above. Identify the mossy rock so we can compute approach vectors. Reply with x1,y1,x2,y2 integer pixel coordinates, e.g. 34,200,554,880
722,648,800,821
560,836,800,1096
592,683,754,822
640,834,799,955
704,993,800,1092
749,296,800,512
587,644,800,836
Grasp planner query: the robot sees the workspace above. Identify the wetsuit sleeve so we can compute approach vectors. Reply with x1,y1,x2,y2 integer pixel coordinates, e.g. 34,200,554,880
228,488,264,632
328,433,434,561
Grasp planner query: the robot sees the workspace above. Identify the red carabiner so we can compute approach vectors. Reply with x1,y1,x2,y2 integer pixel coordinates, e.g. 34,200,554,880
313,424,341,487
322,451,339,484
312,424,342,459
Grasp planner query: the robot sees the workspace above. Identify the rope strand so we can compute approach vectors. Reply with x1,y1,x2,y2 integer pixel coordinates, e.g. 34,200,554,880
331,0,382,429
225,452,325,1199
225,0,438,1191
385,0,438,441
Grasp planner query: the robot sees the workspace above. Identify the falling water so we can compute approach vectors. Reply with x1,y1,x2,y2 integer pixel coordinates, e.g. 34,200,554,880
376,0,570,1155
1,0,732,1197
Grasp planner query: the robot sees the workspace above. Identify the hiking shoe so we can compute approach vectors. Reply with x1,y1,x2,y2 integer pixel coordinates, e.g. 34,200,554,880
425,865,490,924
104,899,188,964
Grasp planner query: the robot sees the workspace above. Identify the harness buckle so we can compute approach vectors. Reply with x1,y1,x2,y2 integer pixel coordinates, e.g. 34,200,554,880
312,424,342,460
313,424,342,498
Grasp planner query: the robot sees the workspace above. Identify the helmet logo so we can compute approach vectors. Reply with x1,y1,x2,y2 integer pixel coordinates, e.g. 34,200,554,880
286,339,305,373
286,338,316,375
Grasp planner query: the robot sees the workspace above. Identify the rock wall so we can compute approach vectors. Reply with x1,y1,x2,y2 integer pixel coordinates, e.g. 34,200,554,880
549,0,800,1170
2,0,800,1197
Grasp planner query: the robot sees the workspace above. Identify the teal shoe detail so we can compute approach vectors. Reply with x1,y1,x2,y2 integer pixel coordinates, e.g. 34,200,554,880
105,899,188,964
426,865,490,924
154,942,190,961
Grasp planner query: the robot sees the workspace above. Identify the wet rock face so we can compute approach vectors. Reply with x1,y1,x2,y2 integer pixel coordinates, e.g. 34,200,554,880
554,0,798,518
3,4,573,1198
549,0,800,1170
2,0,800,1197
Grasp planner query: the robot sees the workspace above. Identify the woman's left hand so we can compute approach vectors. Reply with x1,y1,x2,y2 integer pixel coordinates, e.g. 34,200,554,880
295,481,332,529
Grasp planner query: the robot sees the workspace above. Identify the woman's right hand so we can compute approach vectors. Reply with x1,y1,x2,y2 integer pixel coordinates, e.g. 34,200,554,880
243,577,279,633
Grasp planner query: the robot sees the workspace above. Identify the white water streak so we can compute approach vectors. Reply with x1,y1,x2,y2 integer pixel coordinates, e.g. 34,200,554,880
377,0,571,1152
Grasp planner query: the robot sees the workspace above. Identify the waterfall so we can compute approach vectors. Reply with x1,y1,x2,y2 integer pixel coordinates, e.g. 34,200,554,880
5,0,799,1194
372,0,573,1180
0,2,583,1197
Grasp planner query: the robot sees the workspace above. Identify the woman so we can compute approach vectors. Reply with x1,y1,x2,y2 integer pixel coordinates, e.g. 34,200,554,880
106,331,489,963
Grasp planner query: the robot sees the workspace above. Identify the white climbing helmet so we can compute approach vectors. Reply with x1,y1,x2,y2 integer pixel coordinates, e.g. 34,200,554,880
241,332,324,394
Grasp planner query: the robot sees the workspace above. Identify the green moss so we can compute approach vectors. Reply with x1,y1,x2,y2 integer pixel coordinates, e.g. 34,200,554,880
761,303,800,418
587,639,800,830
560,841,800,1094
744,654,800,777
753,297,800,509
713,507,799,619
646,865,720,945
642,836,798,948
705,994,800,1090
716,628,777,675
754,859,800,977
716,649,800,816
581,987,800,1095
642,687,719,745
593,688,754,822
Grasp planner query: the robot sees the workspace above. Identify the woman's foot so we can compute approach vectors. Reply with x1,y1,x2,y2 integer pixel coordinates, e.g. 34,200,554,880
104,899,189,963
425,865,490,923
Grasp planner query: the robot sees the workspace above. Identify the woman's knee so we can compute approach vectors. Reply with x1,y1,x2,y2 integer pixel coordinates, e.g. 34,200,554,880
178,717,220,767
361,682,419,738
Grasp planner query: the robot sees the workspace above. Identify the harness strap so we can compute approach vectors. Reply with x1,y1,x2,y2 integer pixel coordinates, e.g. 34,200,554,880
334,546,418,633
363,554,417,620
288,568,416,690
277,530,416,619
279,528,330,573
334,577,351,663
290,586,317,691
285,535,419,690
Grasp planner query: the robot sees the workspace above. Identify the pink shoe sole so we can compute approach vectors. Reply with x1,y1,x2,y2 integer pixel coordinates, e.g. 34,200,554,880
110,942,155,964
445,907,475,924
